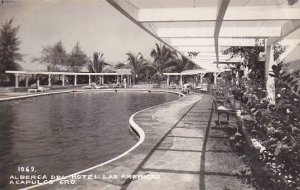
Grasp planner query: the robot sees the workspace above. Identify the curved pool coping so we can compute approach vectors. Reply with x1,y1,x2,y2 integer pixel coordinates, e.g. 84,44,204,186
18,89,185,190
0,90,76,102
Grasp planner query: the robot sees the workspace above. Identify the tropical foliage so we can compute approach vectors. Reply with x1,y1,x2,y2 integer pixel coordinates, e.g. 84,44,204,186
0,19,23,74
34,41,90,72
150,43,178,81
114,62,130,69
87,52,110,73
32,41,197,84
187,52,199,59
67,42,88,72
125,52,148,84
223,46,265,84
33,41,68,71
175,55,199,72
230,63,300,189
115,44,198,84
137,61,157,83
220,42,300,189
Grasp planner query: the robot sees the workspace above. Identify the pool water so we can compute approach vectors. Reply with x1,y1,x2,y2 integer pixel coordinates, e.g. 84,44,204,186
0,91,178,189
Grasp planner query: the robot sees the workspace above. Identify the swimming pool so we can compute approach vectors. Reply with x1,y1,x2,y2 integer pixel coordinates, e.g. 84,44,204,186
0,91,178,189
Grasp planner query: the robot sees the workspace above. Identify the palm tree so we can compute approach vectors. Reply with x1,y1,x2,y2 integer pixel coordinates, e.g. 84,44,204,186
114,62,130,69
87,52,110,73
138,60,157,83
175,55,200,72
150,43,178,81
126,52,147,84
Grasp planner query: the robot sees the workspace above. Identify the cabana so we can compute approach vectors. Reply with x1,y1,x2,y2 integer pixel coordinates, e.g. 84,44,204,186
5,69,132,88
164,69,224,87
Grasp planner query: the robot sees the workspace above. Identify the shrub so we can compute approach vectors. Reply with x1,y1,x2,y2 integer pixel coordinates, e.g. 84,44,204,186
232,63,300,189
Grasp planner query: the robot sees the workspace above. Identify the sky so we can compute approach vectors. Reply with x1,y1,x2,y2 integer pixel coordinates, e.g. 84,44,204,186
0,0,159,71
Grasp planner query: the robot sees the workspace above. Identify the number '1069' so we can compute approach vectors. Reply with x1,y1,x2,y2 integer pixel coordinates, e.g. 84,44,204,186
17,166,35,172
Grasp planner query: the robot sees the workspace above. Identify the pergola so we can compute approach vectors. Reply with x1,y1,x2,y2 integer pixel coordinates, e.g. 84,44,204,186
107,0,300,100
5,69,132,88
164,68,226,86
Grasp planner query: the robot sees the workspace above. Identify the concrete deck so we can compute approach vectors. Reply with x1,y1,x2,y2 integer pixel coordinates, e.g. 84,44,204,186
125,94,254,190
21,93,254,190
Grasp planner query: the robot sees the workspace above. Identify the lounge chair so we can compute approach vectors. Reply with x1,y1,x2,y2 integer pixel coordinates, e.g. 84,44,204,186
37,87,48,92
97,85,109,89
200,83,208,92
28,88,38,93
90,83,109,89
170,84,177,89
112,83,123,88
82,85,93,89
28,86,49,93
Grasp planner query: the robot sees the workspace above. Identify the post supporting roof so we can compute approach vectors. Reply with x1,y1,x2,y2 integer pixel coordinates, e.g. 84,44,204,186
107,0,300,72
214,0,231,65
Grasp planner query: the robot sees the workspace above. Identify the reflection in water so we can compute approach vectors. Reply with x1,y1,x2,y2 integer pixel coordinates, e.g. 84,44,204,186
0,91,177,189
0,103,17,189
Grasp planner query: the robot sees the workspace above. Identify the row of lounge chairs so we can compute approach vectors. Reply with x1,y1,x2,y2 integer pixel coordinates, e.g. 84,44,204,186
82,83,130,89
28,87,49,93
167,83,209,93
82,83,109,89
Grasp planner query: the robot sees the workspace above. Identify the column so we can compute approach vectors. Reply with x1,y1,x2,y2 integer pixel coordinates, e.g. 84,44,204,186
116,75,119,84
15,74,19,88
126,75,129,88
25,75,29,88
200,73,203,84
74,75,77,86
48,74,51,87
179,75,183,86
62,74,65,86
124,75,127,88
101,75,104,85
235,71,239,85
37,77,40,88
244,66,249,79
166,75,170,86
214,72,217,85
265,44,275,103
129,76,131,86
88,75,91,85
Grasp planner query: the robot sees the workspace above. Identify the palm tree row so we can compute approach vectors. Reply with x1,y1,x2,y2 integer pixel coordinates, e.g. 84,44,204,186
41,42,198,84
88,52,111,73
119,43,199,84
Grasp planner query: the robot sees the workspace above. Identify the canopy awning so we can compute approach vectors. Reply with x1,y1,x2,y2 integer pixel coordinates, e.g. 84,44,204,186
5,70,132,76
107,0,300,72
116,69,132,75
163,69,221,76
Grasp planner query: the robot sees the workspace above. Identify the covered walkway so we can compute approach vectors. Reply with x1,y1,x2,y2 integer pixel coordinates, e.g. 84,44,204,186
107,0,300,100
164,69,224,87
5,69,132,88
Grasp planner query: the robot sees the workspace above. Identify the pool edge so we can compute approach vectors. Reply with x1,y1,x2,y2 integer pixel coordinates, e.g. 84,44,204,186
20,89,184,190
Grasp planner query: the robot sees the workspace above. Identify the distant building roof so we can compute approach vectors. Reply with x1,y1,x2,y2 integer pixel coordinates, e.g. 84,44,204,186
5,70,132,75
116,69,131,75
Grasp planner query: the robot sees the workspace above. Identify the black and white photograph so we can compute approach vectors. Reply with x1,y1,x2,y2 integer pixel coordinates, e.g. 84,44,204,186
0,0,300,189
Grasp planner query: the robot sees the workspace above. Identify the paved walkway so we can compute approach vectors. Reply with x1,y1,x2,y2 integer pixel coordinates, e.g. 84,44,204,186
29,93,254,190
125,94,254,190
